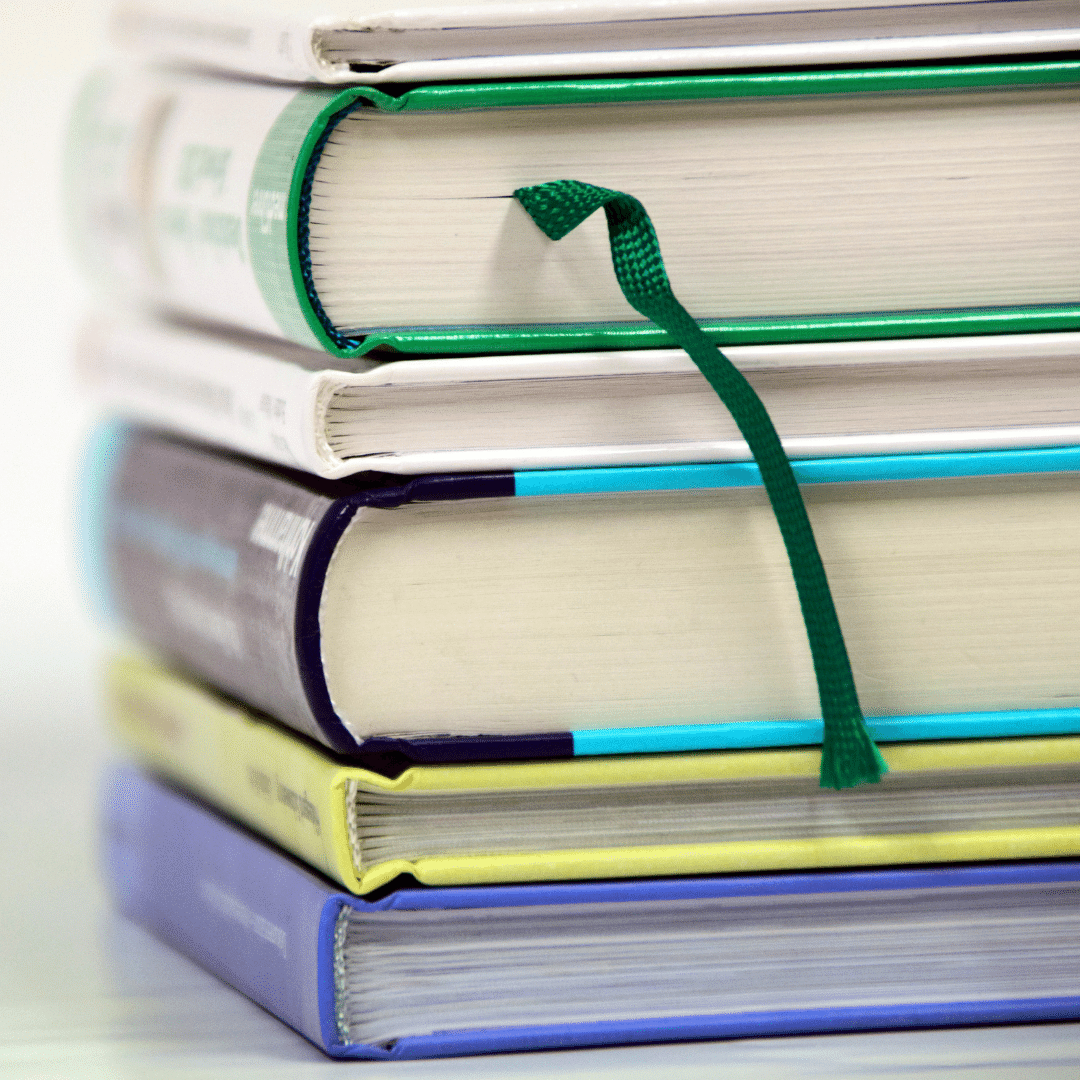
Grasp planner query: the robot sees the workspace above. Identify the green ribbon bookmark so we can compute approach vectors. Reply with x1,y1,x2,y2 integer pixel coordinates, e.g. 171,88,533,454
514,179,887,790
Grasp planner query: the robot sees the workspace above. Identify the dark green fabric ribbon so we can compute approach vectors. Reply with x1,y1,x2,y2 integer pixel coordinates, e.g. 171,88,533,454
514,179,886,790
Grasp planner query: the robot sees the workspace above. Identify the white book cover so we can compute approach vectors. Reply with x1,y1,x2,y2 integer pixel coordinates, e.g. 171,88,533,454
110,0,1080,84
80,313,1080,477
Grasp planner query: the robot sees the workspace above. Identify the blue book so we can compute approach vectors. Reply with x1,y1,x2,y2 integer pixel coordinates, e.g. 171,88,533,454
105,765,1080,1060
86,425,1080,770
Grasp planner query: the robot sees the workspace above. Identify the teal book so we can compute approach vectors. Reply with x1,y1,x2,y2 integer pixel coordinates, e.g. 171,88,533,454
86,425,1080,765
68,60,1080,358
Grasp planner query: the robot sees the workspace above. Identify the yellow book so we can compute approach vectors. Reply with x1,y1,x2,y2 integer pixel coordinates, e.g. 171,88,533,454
109,652,1080,894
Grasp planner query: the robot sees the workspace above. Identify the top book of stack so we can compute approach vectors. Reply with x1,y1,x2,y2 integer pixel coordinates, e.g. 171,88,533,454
69,59,1080,359
111,0,1080,84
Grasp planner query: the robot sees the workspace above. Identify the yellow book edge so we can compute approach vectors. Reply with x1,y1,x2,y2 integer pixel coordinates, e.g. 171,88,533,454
108,653,1080,895
375,827,1080,892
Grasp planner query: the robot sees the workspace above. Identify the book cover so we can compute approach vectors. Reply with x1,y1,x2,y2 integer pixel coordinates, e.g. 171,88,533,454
110,0,1080,85
81,313,1080,478
110,651,1080,893
104,764,1080,1060
86,425,1080,761
67,61,1080,358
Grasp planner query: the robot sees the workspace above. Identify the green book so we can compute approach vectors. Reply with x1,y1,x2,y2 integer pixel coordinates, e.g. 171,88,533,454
68,61,1080,358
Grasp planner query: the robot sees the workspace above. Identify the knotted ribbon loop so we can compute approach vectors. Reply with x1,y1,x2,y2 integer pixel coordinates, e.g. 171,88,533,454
515,180,887,790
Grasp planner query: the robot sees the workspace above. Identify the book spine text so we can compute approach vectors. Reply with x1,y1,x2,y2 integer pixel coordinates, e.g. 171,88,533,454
97,427,338,745
112,3,324,84
107,653,361,890
67,70,334,348
80,318,338,475
103,765,337,1051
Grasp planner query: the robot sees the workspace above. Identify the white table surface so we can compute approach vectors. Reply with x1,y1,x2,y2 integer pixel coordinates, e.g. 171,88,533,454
2,4,1080,1076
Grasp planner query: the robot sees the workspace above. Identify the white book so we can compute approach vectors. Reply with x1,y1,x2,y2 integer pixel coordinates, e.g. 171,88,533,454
110,0,1080,84
80,314,1080,477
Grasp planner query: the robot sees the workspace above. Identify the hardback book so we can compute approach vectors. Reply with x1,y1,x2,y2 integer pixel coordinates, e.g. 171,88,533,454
87,425,1080,762
111,0,1080,85
67,61,1080,359
110,652,1080,893
82,314,1080,478
105,764,1080,1060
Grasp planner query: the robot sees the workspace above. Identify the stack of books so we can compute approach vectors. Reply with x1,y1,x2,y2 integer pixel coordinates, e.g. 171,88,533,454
72,0,1080,1060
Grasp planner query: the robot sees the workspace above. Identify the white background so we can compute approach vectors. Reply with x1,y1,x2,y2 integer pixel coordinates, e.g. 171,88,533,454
0,1,105,743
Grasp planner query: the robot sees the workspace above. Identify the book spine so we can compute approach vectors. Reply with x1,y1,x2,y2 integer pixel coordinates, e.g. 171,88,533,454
66,69,337,350
112,3,325,84
79,318,341,476
102,764,339,1053
94,427,343,747
107,653,362,891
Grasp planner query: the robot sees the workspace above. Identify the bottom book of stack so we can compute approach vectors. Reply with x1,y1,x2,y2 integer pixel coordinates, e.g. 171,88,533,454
105,765,1080,1060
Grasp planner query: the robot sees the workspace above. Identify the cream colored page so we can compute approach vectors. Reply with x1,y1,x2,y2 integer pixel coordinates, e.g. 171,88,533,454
310,89,1080,329
320,475,1080,736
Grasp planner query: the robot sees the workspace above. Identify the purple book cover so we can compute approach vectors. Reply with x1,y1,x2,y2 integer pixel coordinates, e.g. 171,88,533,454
87,424,559,767
85,425,1080,772
103,765,1080,1061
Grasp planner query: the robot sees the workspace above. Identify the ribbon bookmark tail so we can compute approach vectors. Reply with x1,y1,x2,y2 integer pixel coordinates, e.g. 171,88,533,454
514,179,886,790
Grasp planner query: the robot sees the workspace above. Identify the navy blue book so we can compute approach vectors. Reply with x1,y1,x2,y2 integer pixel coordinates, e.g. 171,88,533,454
104,765,1080,1060
86,425,1080,772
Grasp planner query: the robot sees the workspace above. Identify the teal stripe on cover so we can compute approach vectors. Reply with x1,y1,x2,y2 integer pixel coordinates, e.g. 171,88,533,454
78,421,130,623
516,445,1080,498
572,709,1080,756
